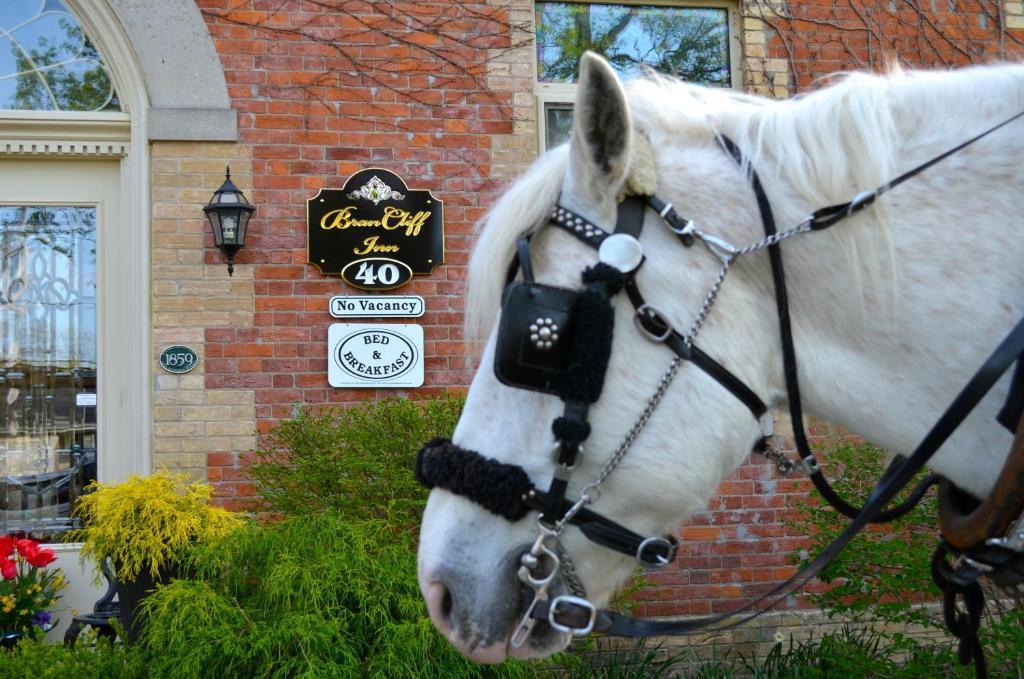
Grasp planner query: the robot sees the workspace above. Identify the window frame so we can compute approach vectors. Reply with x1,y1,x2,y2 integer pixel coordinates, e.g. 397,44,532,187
534,0,743,152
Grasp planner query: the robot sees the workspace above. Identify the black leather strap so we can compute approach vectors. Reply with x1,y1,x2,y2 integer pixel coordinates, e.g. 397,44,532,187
538,314,1024,636
717,134,940,523
614,195,646,238
645,195,695,247
623,277,769,420
547,201,769,422
808,108,1024,231
932,544,988,679
523,489,677,566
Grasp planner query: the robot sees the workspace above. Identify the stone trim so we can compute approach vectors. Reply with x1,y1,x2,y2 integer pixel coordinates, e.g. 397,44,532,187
147,108,238,142
104,0,237,141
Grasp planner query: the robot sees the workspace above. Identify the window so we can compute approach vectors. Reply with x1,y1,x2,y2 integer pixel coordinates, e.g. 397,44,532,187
0,0,121,111
0,206,96,541
535,0,740,150
0,0,137,546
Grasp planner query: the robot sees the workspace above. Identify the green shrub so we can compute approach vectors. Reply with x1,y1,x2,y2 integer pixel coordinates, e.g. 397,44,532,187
0,630,134,679
790,438,1024,675
790,440,942,626
250,395,464,529
132,510,535,679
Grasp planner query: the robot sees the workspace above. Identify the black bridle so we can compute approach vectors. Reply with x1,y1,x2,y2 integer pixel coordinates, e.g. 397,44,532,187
416,110,1024,675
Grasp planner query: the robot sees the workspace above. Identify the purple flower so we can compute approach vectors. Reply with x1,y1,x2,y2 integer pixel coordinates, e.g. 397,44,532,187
30,611,50,627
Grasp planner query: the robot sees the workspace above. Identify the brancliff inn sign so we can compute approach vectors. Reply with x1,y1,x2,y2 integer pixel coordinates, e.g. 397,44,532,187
306,169,445,291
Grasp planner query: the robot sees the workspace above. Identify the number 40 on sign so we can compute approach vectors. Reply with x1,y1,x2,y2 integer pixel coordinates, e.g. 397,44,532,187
341,257,414,291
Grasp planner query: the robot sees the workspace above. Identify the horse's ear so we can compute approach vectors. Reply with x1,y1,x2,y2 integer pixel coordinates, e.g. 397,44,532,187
570,52,632,193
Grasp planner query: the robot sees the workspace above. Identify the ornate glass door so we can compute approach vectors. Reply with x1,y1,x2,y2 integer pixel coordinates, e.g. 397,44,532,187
0,155,120,558
0,205,96,542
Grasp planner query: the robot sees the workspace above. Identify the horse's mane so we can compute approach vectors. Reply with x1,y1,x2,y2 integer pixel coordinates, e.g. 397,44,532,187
466,145,569,340
467,64,1024,340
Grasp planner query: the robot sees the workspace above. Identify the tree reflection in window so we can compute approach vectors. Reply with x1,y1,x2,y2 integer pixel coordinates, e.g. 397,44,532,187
536,2,731,87
0,0,121,111
0,206,97,541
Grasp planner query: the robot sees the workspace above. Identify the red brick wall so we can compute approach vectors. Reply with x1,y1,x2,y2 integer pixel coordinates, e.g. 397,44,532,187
196,0,516,424
759,0,1024,93
191,0,1022,614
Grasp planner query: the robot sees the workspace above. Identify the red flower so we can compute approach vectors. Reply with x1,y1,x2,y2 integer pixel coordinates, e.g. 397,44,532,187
0,536,13,559
0,559,15,580
15,538,38,558
25,548,55,568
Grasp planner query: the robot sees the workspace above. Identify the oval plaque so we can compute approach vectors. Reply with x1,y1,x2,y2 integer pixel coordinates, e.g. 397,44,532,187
340,257,414,291
336,329,416,381
328,323,424,388
159,345,199,374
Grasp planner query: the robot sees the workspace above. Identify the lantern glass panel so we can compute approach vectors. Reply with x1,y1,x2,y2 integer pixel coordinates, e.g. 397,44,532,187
205,210,224,246
235,210,250,245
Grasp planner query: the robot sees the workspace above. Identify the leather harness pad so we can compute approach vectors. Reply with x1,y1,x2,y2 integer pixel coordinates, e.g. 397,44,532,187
494,282,579,396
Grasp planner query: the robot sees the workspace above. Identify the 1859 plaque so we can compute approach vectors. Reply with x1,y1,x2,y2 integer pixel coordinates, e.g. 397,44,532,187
307,169,444,290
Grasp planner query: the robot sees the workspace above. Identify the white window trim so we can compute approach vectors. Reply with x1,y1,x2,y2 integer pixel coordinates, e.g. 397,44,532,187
0,0,151,485
534,0,743,152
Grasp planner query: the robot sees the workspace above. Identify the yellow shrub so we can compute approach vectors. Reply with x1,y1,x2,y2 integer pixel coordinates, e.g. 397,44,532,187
68,471,245,582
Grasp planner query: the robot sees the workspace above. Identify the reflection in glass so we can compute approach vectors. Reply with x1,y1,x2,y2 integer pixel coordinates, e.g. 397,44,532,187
0,0,121,111
536,1,730,87
0,206,97,542
545,102,575,149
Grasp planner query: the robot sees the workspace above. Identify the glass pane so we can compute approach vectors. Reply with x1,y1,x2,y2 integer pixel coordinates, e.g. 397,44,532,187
0,0,121,111
536,2,731,87
545,102,575,149
0,206,97,542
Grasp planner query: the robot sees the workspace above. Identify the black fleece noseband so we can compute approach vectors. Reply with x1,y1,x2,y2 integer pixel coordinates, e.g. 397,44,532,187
416,437,681,566
415,438,533,521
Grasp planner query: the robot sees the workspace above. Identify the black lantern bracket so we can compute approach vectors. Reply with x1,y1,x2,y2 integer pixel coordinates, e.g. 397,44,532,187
203,166,255,276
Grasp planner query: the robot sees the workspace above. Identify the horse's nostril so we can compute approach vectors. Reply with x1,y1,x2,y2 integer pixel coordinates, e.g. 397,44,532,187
441,584,453,618
425,581,453,635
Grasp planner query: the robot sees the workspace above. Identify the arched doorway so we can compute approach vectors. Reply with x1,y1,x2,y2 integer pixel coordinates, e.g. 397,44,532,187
0,0,236,638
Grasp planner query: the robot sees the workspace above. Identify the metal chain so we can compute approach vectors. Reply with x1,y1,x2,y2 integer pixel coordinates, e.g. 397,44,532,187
536,219,809,602
555,542,588,597
551,355,684,535
535,356,683,601
683,219,812,346
684,260,731,345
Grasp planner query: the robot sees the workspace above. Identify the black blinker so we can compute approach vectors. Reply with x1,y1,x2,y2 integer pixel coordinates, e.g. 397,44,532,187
494,281,579,396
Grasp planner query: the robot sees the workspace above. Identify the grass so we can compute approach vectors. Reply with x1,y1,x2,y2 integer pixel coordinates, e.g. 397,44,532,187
544,625,1022,678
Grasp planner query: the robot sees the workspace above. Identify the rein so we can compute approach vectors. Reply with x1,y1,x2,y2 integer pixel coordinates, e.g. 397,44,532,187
416,109,1024,675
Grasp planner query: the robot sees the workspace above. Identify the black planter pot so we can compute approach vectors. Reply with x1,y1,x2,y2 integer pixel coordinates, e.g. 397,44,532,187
116,565,175,644
0,631,23,649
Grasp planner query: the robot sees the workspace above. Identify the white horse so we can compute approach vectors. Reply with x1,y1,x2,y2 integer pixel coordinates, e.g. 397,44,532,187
418,52,1024,663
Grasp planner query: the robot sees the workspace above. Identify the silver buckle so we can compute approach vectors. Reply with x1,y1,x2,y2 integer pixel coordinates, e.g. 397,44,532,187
691,229,737,263
547,595,596,636
636,536,677,568
665,213,695,237
986,509,1024,553
796,455,820,475
953,553,995,574
633,304,672,343
763,447,819,477
550,442,581,473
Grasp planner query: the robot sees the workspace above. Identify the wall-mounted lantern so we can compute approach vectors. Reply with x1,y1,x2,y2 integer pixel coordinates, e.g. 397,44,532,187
203,167,255,276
